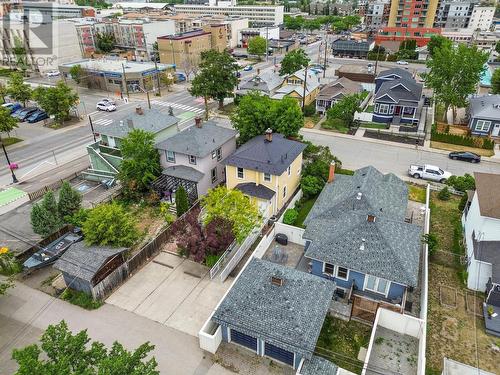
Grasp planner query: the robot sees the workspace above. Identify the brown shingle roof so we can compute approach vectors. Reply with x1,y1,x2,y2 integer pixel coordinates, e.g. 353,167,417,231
474,172,500,219
316,77,363,101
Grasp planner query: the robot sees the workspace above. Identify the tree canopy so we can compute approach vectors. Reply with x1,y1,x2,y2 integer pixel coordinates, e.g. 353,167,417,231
96,32,115,53
32,81,79,124
12,320,159,375
7,72,32,106
279,49,311,76
326,93,363,128
231,91,304,143
31,191,63,237
118,129,161,199
69,64,84,84
424,43,488,123
247,36,267,59
0,106,18,135
491,68,500,94
202,186,261,243
427,35,452,58
189,50,239,117
58,181,82,220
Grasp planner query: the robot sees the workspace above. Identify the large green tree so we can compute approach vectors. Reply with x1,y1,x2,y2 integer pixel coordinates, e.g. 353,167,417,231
0,106,18,136
189,50,239,116
69,64,84,84
118,129,161,199
82,203,139,247
32,81,79,124
427,35,452,58
279,49,311,76
58,181,82,220
96,32,115,53
12,321,159,375
424,43,488,123
231,91,304,143
247,36,267,60
491,68,500,94
6,72,32,106
202,186,261,243
31,191,63,237
283,15,304,30
326,93,363,128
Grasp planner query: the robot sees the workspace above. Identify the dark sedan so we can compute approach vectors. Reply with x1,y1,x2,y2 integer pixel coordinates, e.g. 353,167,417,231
449,151,481,163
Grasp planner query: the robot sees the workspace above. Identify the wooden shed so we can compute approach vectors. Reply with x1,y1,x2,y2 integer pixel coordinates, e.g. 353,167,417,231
54,242,128,300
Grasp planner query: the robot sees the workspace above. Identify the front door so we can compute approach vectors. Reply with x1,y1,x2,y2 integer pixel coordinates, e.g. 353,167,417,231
394,106,401,115
493,123,500,136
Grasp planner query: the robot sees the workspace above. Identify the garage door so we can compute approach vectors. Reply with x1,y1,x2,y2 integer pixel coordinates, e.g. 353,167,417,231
264,342,294,366
230,329,257,351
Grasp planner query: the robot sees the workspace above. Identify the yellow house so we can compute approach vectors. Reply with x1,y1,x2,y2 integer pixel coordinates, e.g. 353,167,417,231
224,129,306,219
271,68,321,106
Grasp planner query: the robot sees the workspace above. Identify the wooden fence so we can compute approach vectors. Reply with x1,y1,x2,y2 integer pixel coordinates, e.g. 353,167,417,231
28,173,80,201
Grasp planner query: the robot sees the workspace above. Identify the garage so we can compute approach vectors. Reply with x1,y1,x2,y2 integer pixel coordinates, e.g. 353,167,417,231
230,329,258,352
264,342,294,366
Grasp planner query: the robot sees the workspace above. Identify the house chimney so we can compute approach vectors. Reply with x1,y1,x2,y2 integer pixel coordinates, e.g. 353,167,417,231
127,119,134,130
327,163,336,183
367,214,376,223
271,276,284,286
265,128,273,142
135,105,144,115
195,116,202,128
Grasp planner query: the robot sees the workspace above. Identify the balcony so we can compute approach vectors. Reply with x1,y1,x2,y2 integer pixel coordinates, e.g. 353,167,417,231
89,140,122,158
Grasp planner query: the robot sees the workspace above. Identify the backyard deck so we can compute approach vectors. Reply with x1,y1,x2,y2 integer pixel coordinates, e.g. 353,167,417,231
262,240,305,269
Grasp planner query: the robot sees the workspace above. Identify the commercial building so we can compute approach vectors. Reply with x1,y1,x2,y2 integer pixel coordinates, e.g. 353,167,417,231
173,4,284,26
331,38,375,58
157,25,227,68
111,2,170,13
238,26,280,48
22,1,95,19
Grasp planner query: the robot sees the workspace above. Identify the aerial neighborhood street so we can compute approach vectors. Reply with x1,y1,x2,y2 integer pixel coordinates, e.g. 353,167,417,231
1,1,500,375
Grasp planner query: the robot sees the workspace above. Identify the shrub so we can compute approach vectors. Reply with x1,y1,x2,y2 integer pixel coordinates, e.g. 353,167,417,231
204,254,220,268
175,186,189,217
303,103,316,117
431,129,494,150
58,181,82,220
458,194,468,211
446,174,475,192
283,208,298,225
301,175,324,197
60,288,103,310
422,233,438,256
31,191,63,237
66,208,89,227
438,186,451,201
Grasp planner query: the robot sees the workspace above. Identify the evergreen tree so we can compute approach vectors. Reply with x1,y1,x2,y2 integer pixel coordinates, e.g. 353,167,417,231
31,191,63,237
58,181,82,220
175,186,189,217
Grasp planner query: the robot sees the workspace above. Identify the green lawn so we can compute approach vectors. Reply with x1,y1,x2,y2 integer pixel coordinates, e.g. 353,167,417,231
359,122,387,129
408,184,426,203
316,316,372,374
294,196,318,228
2,137,23,147
322,118,349,133
365,105,374,113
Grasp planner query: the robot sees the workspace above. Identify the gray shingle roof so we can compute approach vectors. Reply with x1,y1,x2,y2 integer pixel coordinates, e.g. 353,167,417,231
272,68,320,99
375,78,422,104
299,355,339,375
54,242,127,282
235,182,275,200
224,133,306,175
238,70,284,95
305,166,409,224
376,68,413,80
155,120,236,157
162,165,204,182
317,77,363,101
94,108,179,139
469,95,500,121
212,258,334,358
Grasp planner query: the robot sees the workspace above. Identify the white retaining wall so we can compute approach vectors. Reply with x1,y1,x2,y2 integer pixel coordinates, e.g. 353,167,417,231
199,319,222,354
274,222,306,245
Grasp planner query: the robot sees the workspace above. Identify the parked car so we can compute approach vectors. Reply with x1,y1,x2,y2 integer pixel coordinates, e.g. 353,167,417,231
408,164,452,183
174,73,186,82
396,60,409,65
243,65,253,71
1,102,22,113
96,101,116,112
46,70,60,77
448,151,481,163
23,228,83,270
14,107,38,121
27,109,49,123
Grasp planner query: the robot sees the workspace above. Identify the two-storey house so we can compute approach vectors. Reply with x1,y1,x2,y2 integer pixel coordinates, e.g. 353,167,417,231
224,130,306,219
315,77,364,115
271,68,321,106
467,95,500,137
83,105,179,182
153,118,236,203
236,70,284,97
302,166,422,322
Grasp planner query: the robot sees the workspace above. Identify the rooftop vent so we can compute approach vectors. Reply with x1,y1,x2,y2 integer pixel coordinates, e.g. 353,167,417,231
359,238,366,251
271,276,284,286
265,128,273,142
367,214,376,222
356,192,363,200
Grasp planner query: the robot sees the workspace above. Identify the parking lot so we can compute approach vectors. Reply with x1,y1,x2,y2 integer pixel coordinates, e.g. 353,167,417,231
106,252,233,337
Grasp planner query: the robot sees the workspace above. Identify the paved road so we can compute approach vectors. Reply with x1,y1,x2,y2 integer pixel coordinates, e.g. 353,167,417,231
301,129,500,178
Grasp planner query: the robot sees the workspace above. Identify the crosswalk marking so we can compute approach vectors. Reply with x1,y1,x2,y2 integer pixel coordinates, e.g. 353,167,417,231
151,100,204,114
93,118,113,126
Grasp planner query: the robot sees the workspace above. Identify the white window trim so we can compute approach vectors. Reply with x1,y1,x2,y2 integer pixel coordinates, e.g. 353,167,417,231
283,185,287,198
336,266,349,281
475,119,491,132
263,172,271,182
363,275,390,297
211,167,217,183
287,166,291,176
374,103,379,112
166,150,175,163
189,155,197,165
237,167,244,179
322,262,335,276
379,103,390,115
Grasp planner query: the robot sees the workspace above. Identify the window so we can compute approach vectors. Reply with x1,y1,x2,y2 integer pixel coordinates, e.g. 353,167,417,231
263,172,271,182
374,103,379,112
337,267,348,280
283,185,287,198
166,150,175,163
324,263,334,275
237,167,244,179
378,104,390,114
212,147,222,160
475,119,491,132
189,155,196,165
364,275,390,295
287,166,291,176
211,167,217,183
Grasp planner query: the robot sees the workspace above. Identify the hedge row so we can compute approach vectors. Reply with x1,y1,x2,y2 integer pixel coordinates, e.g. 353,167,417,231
431,130,494,150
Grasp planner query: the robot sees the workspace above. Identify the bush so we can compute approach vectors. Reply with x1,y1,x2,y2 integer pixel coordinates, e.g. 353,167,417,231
303,103,316,117
423,233,438,256
446,174,475,192
66,208,89,227
204,254,220,268
175,186,189,217
301,175,324,197
458,194,468,211
60,288,102,310
438,186,451,201
336,168,355,176
283,208,298,225
431,129,494,150
58,181,82,220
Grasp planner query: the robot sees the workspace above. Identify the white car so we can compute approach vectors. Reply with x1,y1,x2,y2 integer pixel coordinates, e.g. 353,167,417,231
96,101,116,112
100,98,116,106
46,70,60,77
396,60,409,65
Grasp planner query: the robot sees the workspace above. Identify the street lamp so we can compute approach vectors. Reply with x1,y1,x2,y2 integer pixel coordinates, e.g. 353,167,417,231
1,139,18,184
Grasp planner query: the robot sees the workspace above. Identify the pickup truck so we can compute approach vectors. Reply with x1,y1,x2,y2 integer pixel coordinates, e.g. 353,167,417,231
408,164,452,183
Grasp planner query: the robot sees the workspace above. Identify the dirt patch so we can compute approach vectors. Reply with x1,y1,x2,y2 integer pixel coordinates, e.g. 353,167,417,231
435,123,469,135
363,130,424,146
439,285,457,308
430,141,494,157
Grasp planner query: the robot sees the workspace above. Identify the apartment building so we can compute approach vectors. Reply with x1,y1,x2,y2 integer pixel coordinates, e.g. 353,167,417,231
173,4,284,26
468,5,494,31
239,26,279,48
23,1,95,19
434,0,478,29
364,1,391,29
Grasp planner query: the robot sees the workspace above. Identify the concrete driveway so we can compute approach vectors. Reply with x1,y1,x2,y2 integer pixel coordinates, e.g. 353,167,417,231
106,252,232,337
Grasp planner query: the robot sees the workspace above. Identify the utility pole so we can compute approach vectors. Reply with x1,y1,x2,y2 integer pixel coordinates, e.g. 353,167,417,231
374,45,380,75
121,63,130,99
302,65,308,110
1,139,18,184
146,90,151,109
88,115,96,142
154,58,162,96
265,26,269,62
323,34,328,78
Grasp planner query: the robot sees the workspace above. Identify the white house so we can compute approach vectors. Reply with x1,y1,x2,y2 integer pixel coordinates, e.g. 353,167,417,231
462,172,500,292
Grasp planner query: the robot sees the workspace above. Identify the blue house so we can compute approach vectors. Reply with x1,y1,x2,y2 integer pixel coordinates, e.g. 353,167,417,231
372,69,423,125
211,258,336,370
302,166,422,322
467,95,500,137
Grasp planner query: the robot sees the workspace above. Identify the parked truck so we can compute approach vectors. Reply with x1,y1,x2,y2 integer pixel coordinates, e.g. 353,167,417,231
408,164,452,183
